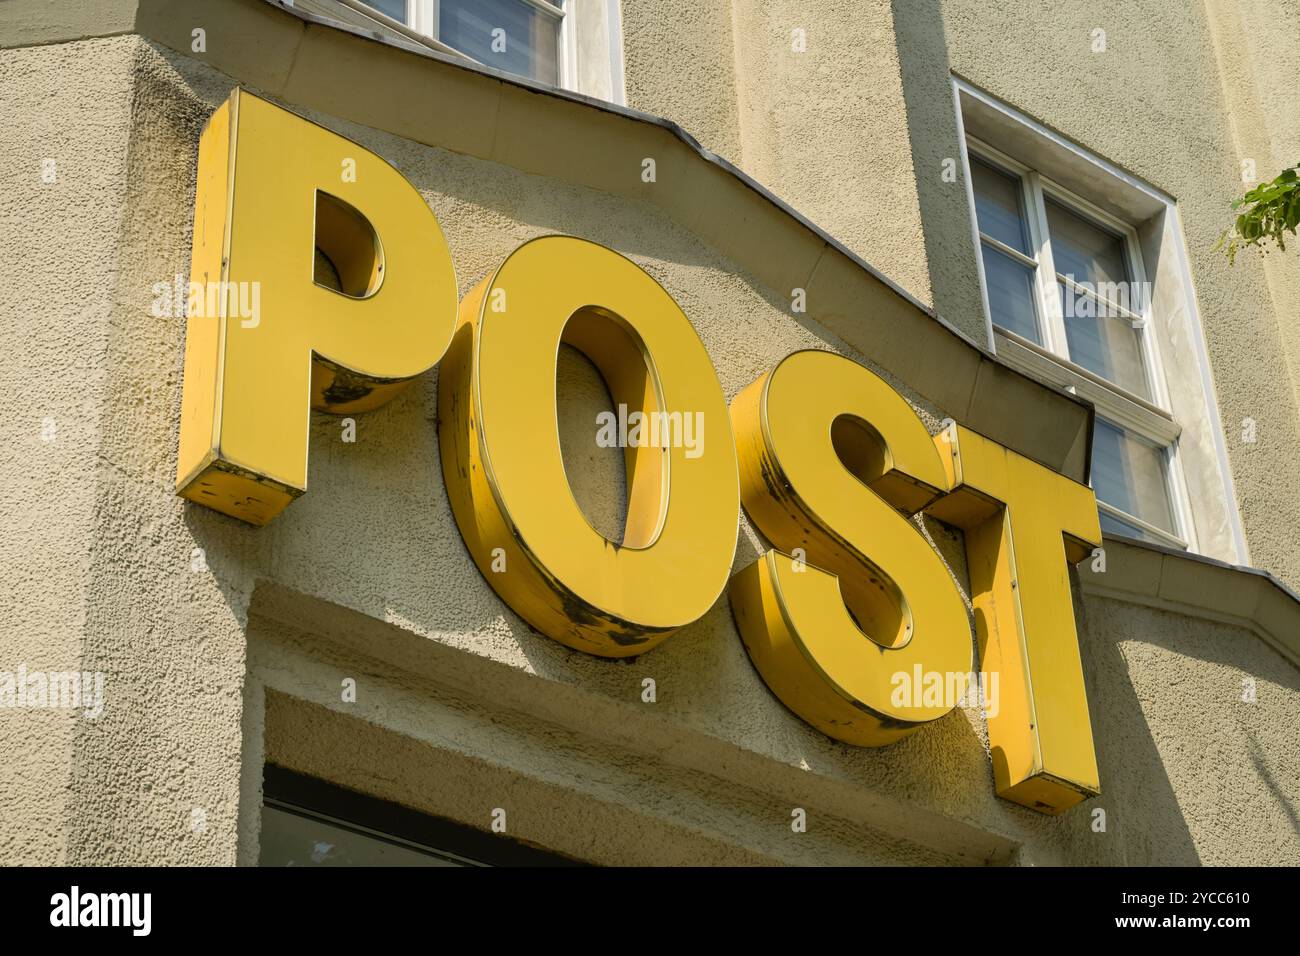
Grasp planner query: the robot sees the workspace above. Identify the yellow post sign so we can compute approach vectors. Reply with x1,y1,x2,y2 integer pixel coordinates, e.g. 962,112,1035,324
176,90,1106,813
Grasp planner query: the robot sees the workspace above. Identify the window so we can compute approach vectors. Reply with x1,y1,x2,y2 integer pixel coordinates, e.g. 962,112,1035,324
293,0,627,100
1091,419,1178,541
358,0,565,84
966,139,1191,550
260,765,581,866
296,0,624,100
953,80,1254,564
971,158,1040,343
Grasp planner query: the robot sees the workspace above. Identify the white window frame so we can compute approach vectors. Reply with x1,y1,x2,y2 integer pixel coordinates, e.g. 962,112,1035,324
430,0,568,85
329,0,624,101
966,137,1196,551
953,76,1250,565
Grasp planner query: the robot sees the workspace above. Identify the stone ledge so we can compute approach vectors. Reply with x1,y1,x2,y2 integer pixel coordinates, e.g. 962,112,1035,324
1081,533,1300,670
246,577,1021,865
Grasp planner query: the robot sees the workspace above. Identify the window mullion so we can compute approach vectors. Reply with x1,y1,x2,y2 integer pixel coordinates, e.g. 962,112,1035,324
1122,229,1172,411
1056,272,1142,324
980,233,1037,268
1096,500,1187,549
411,0,436,38
1163,439,1199,551
1026,171,1068,359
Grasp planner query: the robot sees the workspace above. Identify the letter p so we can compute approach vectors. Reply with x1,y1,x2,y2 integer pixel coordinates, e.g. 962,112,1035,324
176,89,456,524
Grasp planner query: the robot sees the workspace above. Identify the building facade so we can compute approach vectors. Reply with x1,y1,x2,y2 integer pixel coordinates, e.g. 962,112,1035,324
1,0,1298,865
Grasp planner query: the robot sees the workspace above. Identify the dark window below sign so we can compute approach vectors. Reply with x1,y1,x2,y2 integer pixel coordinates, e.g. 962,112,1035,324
260,764,585,867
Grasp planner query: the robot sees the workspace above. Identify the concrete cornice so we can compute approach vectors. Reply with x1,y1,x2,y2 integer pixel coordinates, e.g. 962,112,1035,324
1,0,1097,483
1081,534,1300,671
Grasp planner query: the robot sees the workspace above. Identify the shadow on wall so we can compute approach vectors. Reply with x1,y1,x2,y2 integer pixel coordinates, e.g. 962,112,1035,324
1077,583,1300,865
889,0,987,345
1248,736,1300,837
1074,586,1201,864
1128,598,1300,853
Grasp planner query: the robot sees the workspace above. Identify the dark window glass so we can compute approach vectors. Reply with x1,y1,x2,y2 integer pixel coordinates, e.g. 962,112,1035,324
359,0,408,24
260,765,583,867
1091,418,1176,536
971,157,1030,254
440,0,562,84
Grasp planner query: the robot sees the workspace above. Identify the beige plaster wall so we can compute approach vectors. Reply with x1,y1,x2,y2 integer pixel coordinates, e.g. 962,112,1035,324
0,35,139,864
620,0,946,331
0,16,1297,866
1076,596,1300,865
620,2,744,167
1202,0,1300,471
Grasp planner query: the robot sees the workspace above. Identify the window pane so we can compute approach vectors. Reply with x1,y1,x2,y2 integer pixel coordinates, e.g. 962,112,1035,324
982,243,1040,343
359,0,408,23
259,806,468,867
1045,199,1127,289
262,766,582,866
1091,419,1176,535
970,158,1030,254
440,0,561,84
1058,284,1150,398
1099,508,1166,544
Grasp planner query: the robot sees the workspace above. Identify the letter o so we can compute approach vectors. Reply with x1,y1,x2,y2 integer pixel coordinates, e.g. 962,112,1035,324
439,236,740,657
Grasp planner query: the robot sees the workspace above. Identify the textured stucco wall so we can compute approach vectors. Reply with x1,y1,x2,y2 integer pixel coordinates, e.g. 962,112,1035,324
0,36,138,864
1077,597,1300,865
619,2,743,167
0,36,256,866
620,0,946,331
1201,0,1300,466
728,1,937,318
1,20,1298,866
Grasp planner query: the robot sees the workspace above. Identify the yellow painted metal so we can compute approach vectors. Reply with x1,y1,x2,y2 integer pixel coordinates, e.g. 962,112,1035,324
438,236,741,657
728,350,972,745
927,422,1103,814
176,89,457,524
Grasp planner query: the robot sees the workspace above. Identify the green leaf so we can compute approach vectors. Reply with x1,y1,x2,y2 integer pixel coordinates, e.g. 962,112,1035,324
1220,162,1300,264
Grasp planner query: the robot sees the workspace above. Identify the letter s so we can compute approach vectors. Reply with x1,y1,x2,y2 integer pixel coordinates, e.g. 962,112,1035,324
728,350,971,744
